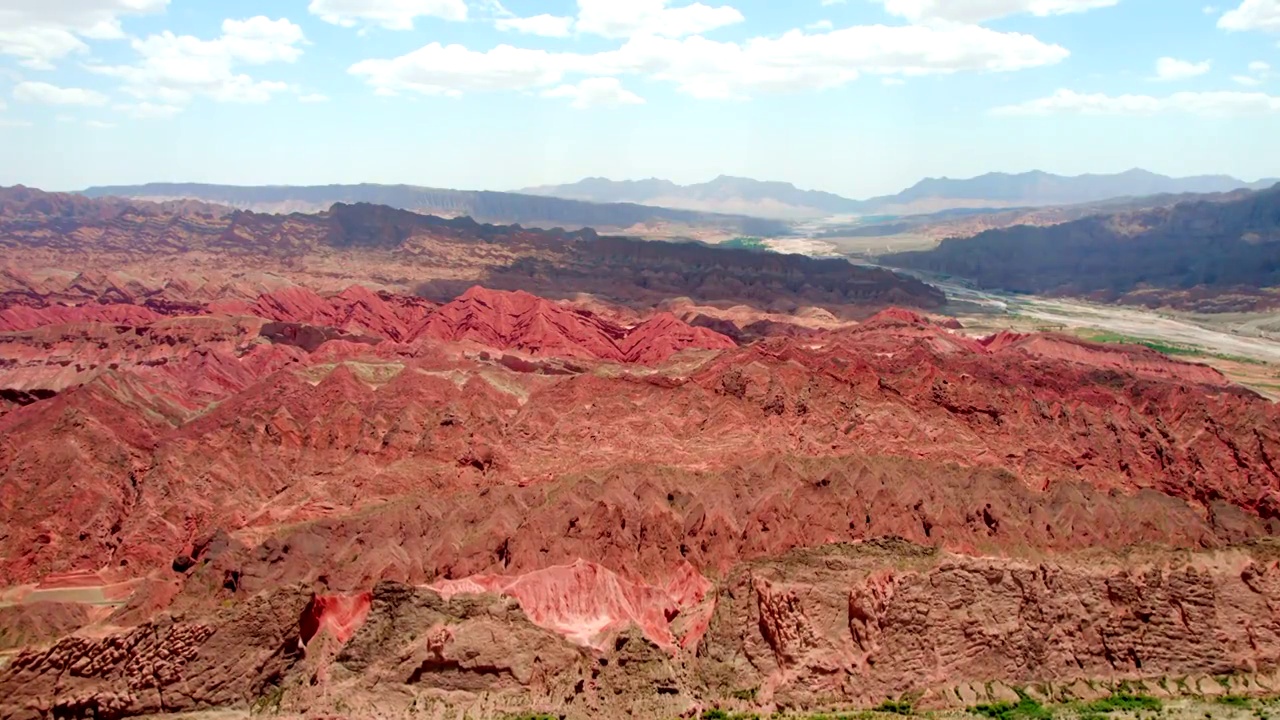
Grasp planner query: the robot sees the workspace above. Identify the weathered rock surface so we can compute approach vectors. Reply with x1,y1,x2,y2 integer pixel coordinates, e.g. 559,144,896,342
5,546,1280,720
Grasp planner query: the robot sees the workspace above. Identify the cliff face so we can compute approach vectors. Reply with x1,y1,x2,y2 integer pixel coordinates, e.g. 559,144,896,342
6,546,1280,720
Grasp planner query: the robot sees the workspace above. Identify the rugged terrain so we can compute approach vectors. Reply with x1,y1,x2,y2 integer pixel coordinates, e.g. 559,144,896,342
1,188,1279,720
884,184,1280,312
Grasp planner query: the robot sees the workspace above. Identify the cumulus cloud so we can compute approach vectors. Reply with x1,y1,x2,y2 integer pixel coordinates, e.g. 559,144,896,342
543,77,645,109
992,88,1280,116
351,23,1068,100
806,19,835,30
575,0,744,39
13,80,109,105
1154,57,1211,81
875,0,1118,24
308,0,467,29
0,0,168,70
87,17,305,110
495,14,575,38
1218,0,1280,33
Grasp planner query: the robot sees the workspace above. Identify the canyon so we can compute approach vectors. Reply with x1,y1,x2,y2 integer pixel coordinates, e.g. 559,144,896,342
0,188,1278,720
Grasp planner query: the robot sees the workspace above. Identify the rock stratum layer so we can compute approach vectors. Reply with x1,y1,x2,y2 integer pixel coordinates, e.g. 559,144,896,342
0,188,1279,719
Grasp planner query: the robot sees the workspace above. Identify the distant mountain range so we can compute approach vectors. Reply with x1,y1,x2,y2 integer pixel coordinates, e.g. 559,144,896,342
521,176,866,219
883,183,1280,313
79,183,790,237
522,170,1280,219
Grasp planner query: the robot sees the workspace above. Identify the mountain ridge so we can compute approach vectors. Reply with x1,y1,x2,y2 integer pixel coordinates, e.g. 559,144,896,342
79,181,789,237
523,169,1279,219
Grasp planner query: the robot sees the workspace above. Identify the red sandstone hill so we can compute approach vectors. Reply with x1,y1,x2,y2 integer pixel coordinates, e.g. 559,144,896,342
4,196,1280,718
3,284,1278,720
416,286,736,362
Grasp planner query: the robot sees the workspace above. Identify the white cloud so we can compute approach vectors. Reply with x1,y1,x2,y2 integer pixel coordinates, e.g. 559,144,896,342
992,88,1280,116
543,77,645,109
1203,4,1220,13
1154,57,1211,81
352,23,1068,101
84,119,115,128
0,118,33,127
875,0,1118,23
86,17,304,110
298,92,331,102
351,44,573,96
575,0,744,39
13,80,109,105
115,101,183,118
1234,59,1273,84
1218,0,1280,33
495,14,575,37
0,0,168,70
821,0,847,5
806,19,835,30
308,0,467,29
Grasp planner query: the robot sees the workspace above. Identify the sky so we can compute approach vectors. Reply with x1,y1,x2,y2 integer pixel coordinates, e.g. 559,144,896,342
0,0,1278,199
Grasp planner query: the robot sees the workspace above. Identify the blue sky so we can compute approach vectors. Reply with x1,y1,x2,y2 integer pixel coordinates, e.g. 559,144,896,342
0,0,1277,198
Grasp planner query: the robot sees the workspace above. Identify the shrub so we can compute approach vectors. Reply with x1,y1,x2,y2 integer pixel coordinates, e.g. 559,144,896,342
971,698,1053,720
1080,694,1163,714
874,699,914,715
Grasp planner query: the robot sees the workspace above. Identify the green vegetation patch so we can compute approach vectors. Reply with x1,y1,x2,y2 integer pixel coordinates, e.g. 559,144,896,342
1082,331,1264,365
874,699,915,715
971,697,1053,720
1078,694,1163,714
701,710,761,720
1216,695,1254,708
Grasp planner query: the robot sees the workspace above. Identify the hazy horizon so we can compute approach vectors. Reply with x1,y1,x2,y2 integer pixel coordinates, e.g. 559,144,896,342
66,167,1280,202
2,0,1279,197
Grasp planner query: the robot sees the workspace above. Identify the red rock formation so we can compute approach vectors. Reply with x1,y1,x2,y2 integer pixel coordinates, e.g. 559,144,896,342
0,303,162,332
416,286,735,363
299,591,373,645
1,204,1278,718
